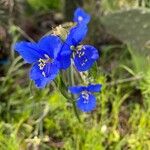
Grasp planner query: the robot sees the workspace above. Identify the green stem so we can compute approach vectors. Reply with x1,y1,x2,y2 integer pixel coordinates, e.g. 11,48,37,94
70,62,75,86
54,66,81,122
106,75,143,86
71,95,81,122
69,63,81,122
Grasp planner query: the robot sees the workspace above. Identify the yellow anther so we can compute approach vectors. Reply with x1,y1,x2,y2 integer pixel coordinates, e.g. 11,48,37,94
78,51,85,58
38,54,51,72
81,91,90,101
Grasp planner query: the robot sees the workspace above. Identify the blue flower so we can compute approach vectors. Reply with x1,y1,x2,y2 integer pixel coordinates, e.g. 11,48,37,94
74,45,99,71
73,7,91,25
14,35,62,88
58,24,87,69
69,84,102,112
58,24,99,71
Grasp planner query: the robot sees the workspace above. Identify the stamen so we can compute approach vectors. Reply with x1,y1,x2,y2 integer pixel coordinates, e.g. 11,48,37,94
38,54,52,77
78,51,85,58
81,63,85,66
38,59,47,70
44,54,50,59
81,91,90,103
81,58,88,66
42,71,46,77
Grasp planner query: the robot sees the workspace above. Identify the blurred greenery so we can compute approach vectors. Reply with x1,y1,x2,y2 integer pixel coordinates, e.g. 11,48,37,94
27,0,61,10
101,8,150,55
0,0,150,149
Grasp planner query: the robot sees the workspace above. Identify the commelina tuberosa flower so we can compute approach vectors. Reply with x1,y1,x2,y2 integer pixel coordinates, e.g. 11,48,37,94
69,84,102,112
15,35,63,88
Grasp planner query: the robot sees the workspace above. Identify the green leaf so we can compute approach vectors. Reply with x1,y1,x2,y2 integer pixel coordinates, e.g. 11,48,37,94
101,8,150,56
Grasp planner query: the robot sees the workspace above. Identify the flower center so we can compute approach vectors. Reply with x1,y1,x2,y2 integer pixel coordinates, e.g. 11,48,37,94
71,45,88,66
76,50,88,66
77,51,85,58
38,54,52,77
81,91,90,104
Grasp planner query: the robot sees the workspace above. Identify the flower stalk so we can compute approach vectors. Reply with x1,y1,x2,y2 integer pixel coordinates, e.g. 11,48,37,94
69,62,81,122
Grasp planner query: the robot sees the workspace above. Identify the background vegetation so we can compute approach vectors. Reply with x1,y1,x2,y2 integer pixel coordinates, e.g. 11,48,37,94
0,0,150,149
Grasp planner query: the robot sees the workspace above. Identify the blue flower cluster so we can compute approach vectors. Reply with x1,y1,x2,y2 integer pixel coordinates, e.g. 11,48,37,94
14,8,102,112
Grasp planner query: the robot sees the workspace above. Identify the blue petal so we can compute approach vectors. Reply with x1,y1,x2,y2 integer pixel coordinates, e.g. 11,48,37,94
57,42,72,69
30,62,59,88
30,64,43,80
69,86,85,94
14,41,44,64
74,45,99,71
43,60,60,79
57,53,71,70
67,24,88,47
38,35,62,59
59,42,72,56
34,78,52,89
87,84,102,92
73,7,91,24
76,94,96,112
30,64,52,88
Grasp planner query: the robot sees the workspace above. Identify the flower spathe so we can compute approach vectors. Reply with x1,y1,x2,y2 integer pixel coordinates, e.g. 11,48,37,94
14,35,62,88
69,84,102,112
